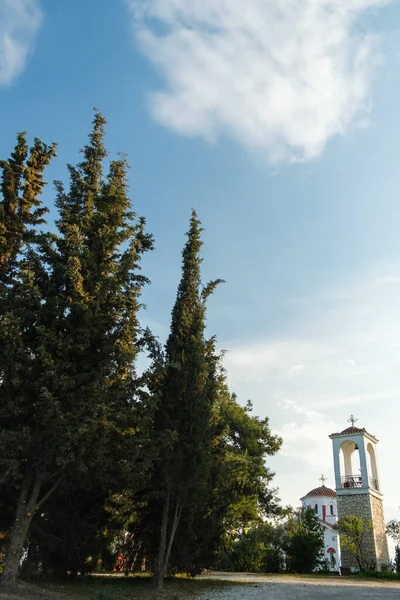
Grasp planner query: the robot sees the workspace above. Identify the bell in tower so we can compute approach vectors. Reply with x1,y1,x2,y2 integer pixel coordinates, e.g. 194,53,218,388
329,416,390,572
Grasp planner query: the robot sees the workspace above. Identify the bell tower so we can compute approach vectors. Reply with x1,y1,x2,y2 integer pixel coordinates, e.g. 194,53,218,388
330,416,389,571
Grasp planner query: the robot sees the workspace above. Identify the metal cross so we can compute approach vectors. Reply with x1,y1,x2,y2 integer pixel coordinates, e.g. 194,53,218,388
319,474,327,486
347,414,358,427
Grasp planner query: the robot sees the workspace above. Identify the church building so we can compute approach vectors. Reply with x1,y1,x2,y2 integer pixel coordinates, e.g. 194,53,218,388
299,417,389,573
300,476,341,571
329,416,390,571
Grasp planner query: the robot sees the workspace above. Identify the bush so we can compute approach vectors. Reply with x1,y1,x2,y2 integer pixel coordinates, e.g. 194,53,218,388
356,570,400,580
215,522,285,573
284,508,325,574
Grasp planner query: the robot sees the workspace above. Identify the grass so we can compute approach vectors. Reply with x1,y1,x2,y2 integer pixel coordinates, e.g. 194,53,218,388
354,570,400,581
2,571,400,600
23,574,241,600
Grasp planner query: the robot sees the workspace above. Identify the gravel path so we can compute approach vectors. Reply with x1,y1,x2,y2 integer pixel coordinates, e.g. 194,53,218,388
198,572,400,599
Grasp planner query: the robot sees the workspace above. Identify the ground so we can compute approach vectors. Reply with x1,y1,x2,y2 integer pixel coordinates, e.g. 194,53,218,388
200,573,400,598
1,573,400,600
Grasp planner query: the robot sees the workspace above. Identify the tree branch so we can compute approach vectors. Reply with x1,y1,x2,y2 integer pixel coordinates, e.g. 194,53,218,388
36,476,62,510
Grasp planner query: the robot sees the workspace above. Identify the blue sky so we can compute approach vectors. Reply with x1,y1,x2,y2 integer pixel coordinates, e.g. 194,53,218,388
2,0,400,532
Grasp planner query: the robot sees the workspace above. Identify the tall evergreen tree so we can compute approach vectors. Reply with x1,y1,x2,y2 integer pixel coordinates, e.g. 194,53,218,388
0,114,153,586
0,135,56,469
133,212,282,587
0,134,57,584
284,507,325,573
0,133,56,281
142,211,221,590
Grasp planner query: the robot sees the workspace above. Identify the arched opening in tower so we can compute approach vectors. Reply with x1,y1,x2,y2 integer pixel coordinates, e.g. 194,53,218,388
339,440,361,488
366,443,379,491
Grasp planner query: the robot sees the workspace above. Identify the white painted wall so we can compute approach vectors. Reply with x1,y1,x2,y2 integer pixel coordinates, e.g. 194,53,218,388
301,494,340,571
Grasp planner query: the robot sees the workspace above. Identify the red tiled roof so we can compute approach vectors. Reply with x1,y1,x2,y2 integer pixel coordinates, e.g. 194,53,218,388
330,426,377,439
340,426,365,435
303,485,336,499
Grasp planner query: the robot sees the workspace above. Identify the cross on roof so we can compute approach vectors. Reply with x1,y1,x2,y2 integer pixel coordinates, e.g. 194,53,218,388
347,414,358,427
319,474,327,486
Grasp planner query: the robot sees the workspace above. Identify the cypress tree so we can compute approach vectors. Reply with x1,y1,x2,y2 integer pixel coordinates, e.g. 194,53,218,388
136,212,281,586
0,113,153,586
0,135,57,585
0,133,56,280
145,210,222,591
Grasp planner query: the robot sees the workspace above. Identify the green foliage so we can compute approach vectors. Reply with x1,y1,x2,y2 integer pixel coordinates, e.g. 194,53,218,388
284,508,325,573
136,212,282,586
386,520,400,543
386,520,400,573
395,546,400,574
0,113,153,582
0,133,56,281
194,381,282,574
334,515,375,571
355,569,400,580
25,479,119,578
0,117,282,585
215,506,326,575
216,521,285,573
211,391,282,532
0,133,57,487
136,211,222,587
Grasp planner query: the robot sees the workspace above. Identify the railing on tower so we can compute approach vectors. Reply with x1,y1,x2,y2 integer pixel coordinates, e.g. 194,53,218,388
341,474,362,488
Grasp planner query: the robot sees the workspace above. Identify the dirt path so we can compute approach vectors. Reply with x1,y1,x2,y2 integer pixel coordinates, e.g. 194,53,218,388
199,572,400,598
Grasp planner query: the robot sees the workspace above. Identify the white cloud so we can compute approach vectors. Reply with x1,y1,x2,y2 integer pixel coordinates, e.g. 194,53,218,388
287,365,304,378
0,0,42,86
125,0,392,162
223,264,400,411
275,400,337,468
220,264,400,517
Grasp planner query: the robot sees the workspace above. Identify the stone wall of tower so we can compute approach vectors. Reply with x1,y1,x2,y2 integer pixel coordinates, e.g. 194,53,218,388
337,494,390,570
370,495,390,568
337,494,376,570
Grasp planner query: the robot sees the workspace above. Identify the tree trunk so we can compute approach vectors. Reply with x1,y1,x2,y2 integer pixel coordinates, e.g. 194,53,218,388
1,466,63,586
1,471,42,587
153,487,170,592
163,498,183,573
21,541,38,581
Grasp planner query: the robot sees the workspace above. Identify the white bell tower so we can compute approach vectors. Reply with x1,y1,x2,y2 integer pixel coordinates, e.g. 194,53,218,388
330,416,389,571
